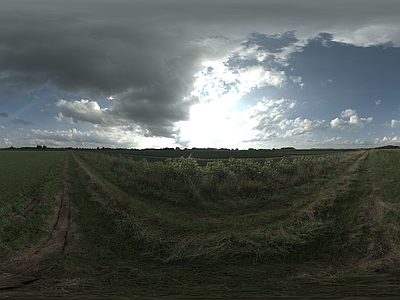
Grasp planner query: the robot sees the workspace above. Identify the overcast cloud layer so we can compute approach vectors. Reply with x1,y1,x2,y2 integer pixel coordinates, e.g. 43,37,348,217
1,0,400,149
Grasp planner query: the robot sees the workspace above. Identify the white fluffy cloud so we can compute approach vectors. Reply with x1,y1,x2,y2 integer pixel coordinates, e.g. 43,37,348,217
31,127,177,149
390,119,400,128
251,98,296,128
248,98,326,142
240,66,286,89
374,136,400,145
330,109,372,132
290,76,304,88
2,138,12,146
56,99,112,125
283,117,325,137
333,23,400,47
192,59,287,105
340,108,357,118
32,128,134,148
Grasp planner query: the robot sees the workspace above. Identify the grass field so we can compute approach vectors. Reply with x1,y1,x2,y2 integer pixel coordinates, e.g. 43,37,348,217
0,151,67,264
1,148,400,298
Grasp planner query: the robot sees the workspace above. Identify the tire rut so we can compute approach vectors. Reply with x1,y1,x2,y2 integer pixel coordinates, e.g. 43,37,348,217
0,158,72,290
358,165,400,270
17,196,44,218
299,150,368,222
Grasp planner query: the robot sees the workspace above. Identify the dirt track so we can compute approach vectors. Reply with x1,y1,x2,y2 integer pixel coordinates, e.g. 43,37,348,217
0,159,71,291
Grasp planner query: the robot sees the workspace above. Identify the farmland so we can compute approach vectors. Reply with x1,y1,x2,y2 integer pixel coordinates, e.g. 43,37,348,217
1,148,400,298
0,151,67,265
96,147,358,163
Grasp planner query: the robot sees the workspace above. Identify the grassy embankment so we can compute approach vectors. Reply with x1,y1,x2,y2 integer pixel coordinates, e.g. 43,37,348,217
54,149,400,297
2,149,400,298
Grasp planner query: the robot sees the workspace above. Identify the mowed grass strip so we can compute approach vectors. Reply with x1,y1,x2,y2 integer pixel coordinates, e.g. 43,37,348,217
0,150,68,265
357,149,400,267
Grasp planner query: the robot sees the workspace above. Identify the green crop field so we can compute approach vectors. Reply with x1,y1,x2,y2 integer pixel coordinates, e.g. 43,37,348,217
0,151,68,263
1,149,400,299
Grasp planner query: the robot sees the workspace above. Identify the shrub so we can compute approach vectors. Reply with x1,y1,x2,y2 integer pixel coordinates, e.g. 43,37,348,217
226,158,261,179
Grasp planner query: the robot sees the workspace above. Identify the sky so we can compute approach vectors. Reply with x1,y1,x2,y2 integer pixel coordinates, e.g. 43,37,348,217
1,0,400,149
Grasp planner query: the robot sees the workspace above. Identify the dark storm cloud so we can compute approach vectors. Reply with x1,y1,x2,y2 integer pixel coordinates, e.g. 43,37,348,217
0,0,214,136
1,0,400,138
0,112,8,118
0,12,185,96
113,86,194,137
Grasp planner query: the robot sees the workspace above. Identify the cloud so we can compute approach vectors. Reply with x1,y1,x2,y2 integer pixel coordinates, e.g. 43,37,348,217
240,31,305,66
304,136,375,148
340,108,357,118
0,4,218,137
39,109,50,115
333,23,400,47
31,127,177,149
247,98,325,141
31,128,135,148
289,75,304,88
283,117,325,137
191,45,289,105
56,97,187,138
390,119,400,128
1,2,399,101
322,136,348,145
2,138,12,147
239,66,287,89
56,99,112,125
354,138,374,146
330,109,372,132
0,112,8,118
12,117,33,125
321,79,333,86
374,136,400,145
1,0,400,146
250,98,296,132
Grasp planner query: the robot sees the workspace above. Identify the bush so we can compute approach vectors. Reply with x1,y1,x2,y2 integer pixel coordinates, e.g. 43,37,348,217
75,151,354,206
226,158,261,179
204,160,231,181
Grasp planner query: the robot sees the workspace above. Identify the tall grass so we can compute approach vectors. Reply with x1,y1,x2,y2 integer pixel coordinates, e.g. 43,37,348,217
76,151,355,204
73,151,362,263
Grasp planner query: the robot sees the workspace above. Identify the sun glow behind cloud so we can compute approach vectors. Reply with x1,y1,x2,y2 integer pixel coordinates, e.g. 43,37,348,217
177,53,288,147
